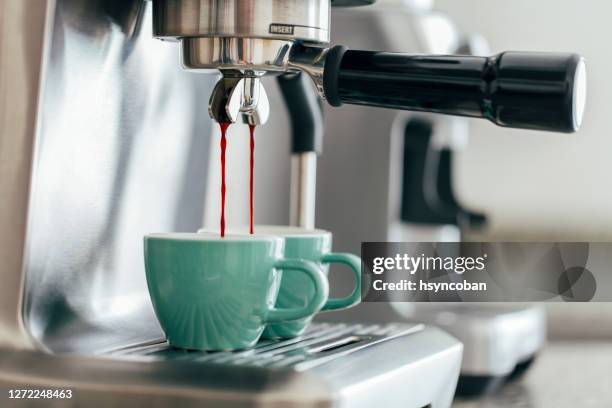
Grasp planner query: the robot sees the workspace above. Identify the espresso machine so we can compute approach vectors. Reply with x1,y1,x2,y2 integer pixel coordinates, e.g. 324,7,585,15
0,0,585,406
388,111,546,395
390,111,547,395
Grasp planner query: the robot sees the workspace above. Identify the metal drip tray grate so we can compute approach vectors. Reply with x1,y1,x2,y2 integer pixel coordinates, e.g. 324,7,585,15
107,323,424,370
1,323,461,407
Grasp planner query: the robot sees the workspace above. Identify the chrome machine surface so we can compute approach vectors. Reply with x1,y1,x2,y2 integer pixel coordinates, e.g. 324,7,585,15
0,0,217,352
0,323,463,408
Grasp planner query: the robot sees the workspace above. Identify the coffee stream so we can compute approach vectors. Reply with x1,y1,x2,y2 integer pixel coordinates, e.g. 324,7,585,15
217,123,256,238
249,124,256,235
219,123,230,238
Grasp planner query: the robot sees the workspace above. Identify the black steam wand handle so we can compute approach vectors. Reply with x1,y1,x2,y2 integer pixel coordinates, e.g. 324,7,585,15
323,46,587,133
277,72,324,154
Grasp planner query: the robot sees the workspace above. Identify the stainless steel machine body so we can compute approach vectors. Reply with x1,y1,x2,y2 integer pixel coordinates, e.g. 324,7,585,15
0,0,215,353
153,0,331,44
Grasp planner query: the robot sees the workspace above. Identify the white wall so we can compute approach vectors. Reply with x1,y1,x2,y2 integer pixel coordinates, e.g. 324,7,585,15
435,0,612,240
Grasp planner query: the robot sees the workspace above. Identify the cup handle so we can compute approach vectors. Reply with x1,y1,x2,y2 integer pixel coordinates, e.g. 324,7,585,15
265,259,329,323
320,253,362,311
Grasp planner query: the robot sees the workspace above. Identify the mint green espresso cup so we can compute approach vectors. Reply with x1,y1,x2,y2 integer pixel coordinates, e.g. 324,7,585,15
144,233,329,351
201,226,362,339
261,227,361,339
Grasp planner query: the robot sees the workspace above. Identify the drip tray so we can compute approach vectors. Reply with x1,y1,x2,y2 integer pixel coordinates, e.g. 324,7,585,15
108,323,424,370
0,323,463,408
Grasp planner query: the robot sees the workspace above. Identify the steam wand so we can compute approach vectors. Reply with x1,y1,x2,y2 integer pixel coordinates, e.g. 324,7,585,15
277,73,324,229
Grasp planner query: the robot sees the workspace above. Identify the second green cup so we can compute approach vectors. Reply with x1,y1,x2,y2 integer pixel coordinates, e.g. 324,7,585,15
201,226,361,339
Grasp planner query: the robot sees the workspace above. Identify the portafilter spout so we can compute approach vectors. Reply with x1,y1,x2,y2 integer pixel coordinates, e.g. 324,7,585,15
153,0,332,125
208,76,270,125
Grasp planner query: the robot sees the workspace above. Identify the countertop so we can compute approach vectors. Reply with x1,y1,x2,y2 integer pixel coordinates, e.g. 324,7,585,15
453,341,612,408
